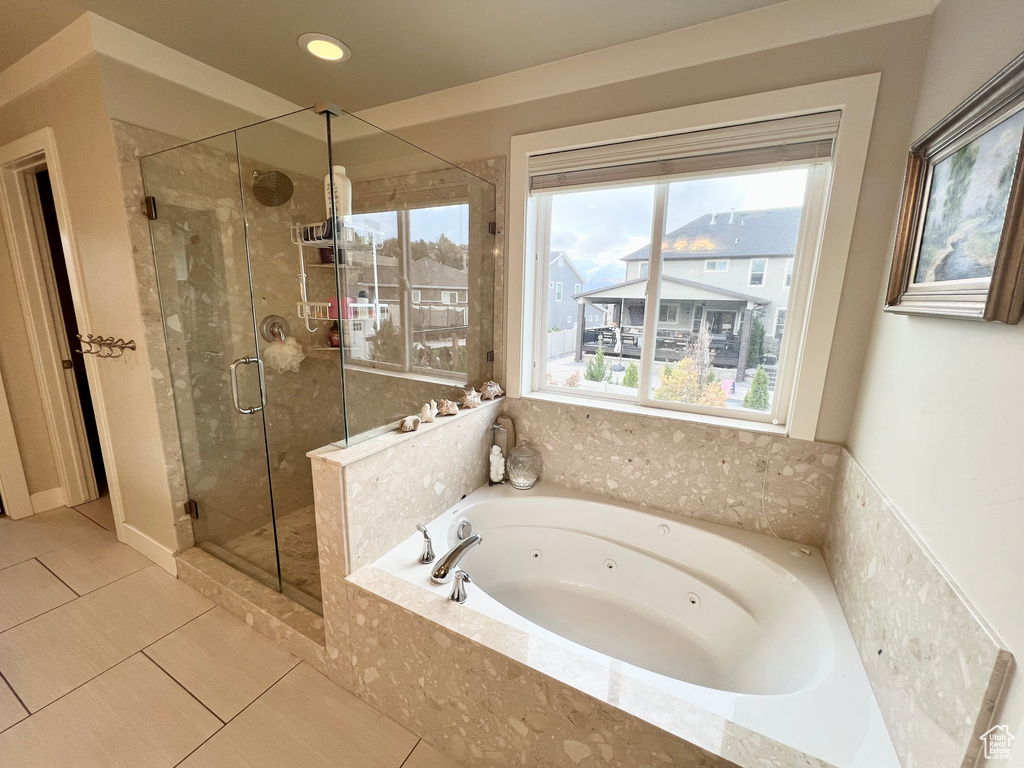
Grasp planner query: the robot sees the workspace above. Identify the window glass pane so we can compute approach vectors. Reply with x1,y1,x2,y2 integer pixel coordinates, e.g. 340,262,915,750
342,211,399,364
650,168,808,415
542,184,656,395
408,203,470,376
784,259,794,287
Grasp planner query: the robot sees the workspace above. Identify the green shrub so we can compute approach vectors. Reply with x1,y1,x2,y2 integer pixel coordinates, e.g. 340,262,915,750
742,365,771,411
370,318,403,364
746,316,765,369
622,362,639,388
584,345,611,382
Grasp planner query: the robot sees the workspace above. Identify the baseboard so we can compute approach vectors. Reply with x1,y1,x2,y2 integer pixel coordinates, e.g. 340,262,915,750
30,487,66,514
122,522,177,576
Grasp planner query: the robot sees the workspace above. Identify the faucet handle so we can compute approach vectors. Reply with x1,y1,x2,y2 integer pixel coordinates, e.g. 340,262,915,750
449,570,472,603
416,524,435,564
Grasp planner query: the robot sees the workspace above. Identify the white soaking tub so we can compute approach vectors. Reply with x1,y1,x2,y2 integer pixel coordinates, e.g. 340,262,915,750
373,483,899,768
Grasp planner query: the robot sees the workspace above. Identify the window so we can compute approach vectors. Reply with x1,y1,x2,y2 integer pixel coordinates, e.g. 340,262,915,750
574,283,581,296
784,259,794,287
441,291,458,305
748,259,767,286
524,110,840,425
411,289,422,304
775,307,787,338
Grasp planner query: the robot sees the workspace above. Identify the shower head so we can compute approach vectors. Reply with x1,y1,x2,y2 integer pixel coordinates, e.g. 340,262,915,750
252,170,294,207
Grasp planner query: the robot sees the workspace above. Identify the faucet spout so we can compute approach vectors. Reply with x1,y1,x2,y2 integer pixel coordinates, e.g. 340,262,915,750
430,533,482,584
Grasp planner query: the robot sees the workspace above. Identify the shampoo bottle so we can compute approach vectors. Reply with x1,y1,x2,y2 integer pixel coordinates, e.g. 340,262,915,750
324,165,352,221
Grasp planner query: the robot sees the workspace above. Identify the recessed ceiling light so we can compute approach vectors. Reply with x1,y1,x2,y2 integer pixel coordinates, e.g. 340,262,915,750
298,33,350,62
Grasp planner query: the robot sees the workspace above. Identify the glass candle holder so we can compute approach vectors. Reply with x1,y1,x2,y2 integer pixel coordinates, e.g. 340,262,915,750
507,440,541,490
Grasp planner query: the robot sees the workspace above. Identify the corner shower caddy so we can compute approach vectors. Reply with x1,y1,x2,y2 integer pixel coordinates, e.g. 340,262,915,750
290,221,387,346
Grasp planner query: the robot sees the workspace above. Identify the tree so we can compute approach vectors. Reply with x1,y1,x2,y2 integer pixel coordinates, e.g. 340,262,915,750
743,365,771,411
654,358,726,407
746,316,765,369
585,345,611,382
622,362,639,388
369,318,403,364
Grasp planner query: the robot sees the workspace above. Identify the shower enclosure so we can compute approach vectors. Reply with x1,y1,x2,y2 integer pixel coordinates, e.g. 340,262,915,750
141,104,495,614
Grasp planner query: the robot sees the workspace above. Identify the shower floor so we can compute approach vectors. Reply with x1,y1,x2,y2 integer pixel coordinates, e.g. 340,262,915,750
220,505,322,603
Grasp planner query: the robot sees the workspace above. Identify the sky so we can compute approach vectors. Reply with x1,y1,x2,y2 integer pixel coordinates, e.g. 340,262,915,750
350,203,470,245
549,168,809,286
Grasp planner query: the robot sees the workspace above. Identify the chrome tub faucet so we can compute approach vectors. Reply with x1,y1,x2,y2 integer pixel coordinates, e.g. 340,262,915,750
430,533,482,584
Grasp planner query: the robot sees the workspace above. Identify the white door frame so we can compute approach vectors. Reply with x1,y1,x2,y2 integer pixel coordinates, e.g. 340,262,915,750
0,365,33,518
0,129,117,531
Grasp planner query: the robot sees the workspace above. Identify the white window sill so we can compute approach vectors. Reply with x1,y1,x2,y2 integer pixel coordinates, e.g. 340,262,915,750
522,390,787,436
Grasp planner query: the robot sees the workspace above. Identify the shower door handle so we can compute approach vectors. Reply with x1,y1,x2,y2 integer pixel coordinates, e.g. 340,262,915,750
229,356,267,414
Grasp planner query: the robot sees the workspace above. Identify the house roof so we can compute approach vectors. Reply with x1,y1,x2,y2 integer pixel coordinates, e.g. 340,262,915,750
574,275,767,304
621,207,801,261
355,255,468,289
549,251,587,284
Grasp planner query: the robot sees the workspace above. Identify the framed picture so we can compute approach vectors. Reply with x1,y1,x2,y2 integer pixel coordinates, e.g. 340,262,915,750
886,51,1024,322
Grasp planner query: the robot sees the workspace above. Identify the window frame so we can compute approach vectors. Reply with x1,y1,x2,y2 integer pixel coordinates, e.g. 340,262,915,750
748,258,767,286
507,75,882,439
784,258,794,288
554,282,564,302
774,307,788,338
441,290,458,305
704,259,729,272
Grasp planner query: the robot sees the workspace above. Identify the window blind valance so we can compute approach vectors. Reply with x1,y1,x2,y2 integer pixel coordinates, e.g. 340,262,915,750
529,111,840,193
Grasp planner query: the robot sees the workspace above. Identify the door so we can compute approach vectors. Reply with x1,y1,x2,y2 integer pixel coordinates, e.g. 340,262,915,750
142,131,283,592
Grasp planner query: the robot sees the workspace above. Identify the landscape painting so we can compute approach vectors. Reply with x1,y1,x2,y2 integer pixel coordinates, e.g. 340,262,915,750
914,107,1024,284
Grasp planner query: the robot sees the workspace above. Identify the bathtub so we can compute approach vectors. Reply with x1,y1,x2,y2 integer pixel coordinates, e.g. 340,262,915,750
373,483,898,768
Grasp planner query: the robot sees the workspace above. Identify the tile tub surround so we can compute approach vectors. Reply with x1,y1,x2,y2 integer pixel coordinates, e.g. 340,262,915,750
501,396,841,546
309,399,498,689
175,546,328,675
824,451,1013,768
345,566,835,768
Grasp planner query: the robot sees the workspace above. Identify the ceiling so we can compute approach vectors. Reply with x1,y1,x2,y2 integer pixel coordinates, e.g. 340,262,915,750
0,0,785,111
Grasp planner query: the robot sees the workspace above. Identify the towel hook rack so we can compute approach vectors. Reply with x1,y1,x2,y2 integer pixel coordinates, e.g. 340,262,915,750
75,334,137,358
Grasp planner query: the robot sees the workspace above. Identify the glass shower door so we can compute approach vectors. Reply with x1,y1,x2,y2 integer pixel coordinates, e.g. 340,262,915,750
142,131,284,598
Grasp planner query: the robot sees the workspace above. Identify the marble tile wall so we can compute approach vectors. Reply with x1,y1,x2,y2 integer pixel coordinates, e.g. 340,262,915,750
501,397,841,546
823,450,1012,768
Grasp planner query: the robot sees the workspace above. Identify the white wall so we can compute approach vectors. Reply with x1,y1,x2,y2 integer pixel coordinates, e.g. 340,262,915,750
847,0,1024,758
0,57,181,556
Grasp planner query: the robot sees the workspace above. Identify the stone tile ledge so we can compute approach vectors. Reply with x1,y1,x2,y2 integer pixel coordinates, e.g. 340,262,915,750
308,398,501,468
176,547,327,674
346,564,834,768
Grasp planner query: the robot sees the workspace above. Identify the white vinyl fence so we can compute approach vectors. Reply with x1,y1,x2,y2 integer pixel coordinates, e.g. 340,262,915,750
546,328,577,360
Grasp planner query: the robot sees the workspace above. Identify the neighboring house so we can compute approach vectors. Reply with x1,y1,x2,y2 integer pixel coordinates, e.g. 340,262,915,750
547,251,605,330
575,208,799,369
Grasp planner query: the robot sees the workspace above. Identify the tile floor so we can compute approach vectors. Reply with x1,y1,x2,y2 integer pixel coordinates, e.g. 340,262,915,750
0,506,456,768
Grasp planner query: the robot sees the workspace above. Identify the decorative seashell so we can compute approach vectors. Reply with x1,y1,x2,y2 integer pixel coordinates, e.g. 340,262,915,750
400,415,421,432
460,388,482,409
437,399,460,416
480,380,504,400
420,399,438,423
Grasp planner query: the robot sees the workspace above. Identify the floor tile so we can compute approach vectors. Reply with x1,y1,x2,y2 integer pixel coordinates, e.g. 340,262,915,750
0,565,212,711
73,496,115,531
37,531,151,595
0,508,102,569
0,560,76,632
179,663,417,768
403,741,464,768
0,677,27,732
145,606,299,721
0,653,221,767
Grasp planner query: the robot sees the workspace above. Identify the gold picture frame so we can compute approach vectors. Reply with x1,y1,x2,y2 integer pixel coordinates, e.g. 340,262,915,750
886,50,1024,323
